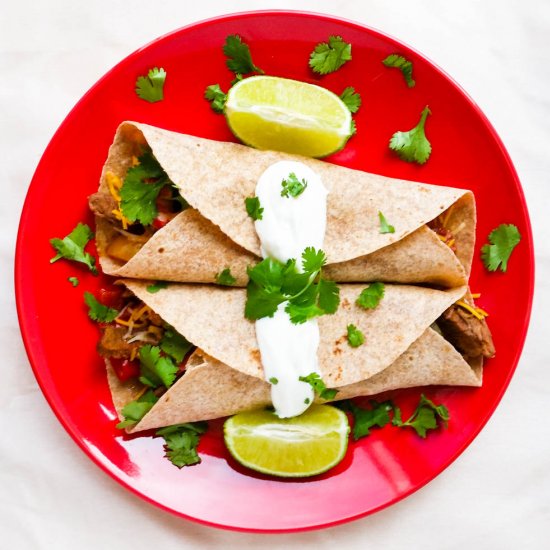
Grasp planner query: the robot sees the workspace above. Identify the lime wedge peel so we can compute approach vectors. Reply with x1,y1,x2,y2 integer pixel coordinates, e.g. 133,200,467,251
224,404,350,478
225,76,353,158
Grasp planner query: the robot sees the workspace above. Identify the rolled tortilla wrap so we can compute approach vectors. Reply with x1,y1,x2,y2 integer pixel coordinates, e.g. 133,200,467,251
107,281,481,433
94,122,475,287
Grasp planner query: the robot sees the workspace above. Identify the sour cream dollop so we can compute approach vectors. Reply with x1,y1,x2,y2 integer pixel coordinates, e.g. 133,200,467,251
254,161,328,418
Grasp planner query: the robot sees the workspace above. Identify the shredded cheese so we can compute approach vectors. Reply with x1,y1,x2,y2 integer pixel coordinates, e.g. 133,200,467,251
105,171,130,230
471,293,481,299
134,386,148,400
130,347,138,362
455,300,489,320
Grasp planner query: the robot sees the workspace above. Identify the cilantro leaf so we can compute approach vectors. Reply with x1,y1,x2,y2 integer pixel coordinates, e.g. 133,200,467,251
481,224,521,272
317,278,340,314
356,282,385,310
281,173,308,198
84,291,119,323
50,222,97,274
68,276,79,287
120,151,173,225
245,249,339,323
138,345,178,389
160,327,193,363
223,35,263,75
216,267,237,286
389,106,432,164
299,372,338,400
269,377,278,385
394,394,450,438
204,84,227,113
309,36,352,75
349,119,357,136
301,247,326,273
135,67,166,103
116,390,158,429
147,281,168,293
342,400,393,440
156,422,207,468
346,324,365,347
339,86,361,113
382,54,415,88
245,196,263,220
378,211,395,234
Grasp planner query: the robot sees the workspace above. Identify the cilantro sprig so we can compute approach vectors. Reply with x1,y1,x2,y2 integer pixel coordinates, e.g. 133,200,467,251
378,211,395,234
346,324,365,347
244,197,263,221
116,390,158,429
281,173,308,198
147,281,168,293
223,35,264,76
245,247,340,324
393,394,450,438
135,67,166,103
138,345,178,389
339,87,361,113
299,372,338,400
481,224,521,273
389,106,432,164
50,222,97,274
120,151,175,226
382,54,415,88
356,282,385,310
338,400,394,440
204,84,227,113
309,36,352,75
156,422,207,468
84,292,119,323
215,268,237,286
160,327,193,364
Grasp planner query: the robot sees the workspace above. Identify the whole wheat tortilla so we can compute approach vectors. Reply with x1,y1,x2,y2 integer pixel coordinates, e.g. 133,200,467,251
94,122,475,287
107,328,480,433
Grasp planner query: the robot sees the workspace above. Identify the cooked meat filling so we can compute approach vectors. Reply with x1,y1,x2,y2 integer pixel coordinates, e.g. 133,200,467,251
438,304,495,359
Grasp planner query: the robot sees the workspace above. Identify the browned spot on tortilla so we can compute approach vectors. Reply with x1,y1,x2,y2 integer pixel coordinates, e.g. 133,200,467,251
158,247,165,253
341,298,350,309
333,347,342,355
249,348,261,362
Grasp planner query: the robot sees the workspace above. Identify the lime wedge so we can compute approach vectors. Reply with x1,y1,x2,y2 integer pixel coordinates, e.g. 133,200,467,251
225,76,353,158
224,404,350,477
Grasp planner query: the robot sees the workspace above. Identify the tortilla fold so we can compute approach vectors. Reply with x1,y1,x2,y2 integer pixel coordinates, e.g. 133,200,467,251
107,281,481,432
95,122,475,288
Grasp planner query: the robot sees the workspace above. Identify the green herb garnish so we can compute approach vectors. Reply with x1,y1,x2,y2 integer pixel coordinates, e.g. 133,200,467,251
138,345,178,389
378,211,395,234
135,67,166,103
393,394,450,438
382,54,415,88
356,282,385,310
389,105,432,164
68,277,79,287
269,377,279,385
481,224,521,273
338,400,394,440
147,281,168,293
84,291,118,323
299,372,338,400
309,36,352,75
215,267,237,286
116,390,159,429
160,327,193,364
245,197,263,221
339,86,361,113
120,151,174,225
346,324,365,347
281,173,308,198
156,422,208,468
245,247,340,324
50,222,97,274
223,35,263,75
204,84,227,113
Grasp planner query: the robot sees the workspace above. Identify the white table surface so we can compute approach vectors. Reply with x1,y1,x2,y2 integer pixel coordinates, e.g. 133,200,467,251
2,0,549,547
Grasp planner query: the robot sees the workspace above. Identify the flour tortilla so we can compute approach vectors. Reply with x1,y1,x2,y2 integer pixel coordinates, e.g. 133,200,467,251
106,281,480,432
94,122,475,287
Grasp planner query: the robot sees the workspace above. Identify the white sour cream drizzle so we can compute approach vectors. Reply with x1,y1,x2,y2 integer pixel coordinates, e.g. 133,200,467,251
254,161,328,418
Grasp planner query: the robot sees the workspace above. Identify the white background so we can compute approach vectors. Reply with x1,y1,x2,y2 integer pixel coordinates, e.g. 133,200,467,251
2,0,549,548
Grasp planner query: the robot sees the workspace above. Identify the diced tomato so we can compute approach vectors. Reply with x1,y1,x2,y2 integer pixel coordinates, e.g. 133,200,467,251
98,285,125,310
152,217,168,230
110,357,140,382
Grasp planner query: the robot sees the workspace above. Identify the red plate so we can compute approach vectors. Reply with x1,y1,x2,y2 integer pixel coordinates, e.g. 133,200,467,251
15,11,534,532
